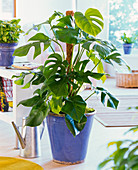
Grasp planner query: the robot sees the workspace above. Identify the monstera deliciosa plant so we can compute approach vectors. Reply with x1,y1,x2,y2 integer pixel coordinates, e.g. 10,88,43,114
13,8,129,137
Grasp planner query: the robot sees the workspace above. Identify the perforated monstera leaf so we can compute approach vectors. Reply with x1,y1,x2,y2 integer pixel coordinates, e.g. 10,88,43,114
74,8,104,36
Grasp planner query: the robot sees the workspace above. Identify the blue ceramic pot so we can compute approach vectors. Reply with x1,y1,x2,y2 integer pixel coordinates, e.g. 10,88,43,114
0,43,17,66
123,43,132,54
46,112,95,164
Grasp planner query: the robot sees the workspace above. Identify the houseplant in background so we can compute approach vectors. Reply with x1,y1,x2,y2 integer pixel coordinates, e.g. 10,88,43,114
98,126,138,170
0,19,23,66
12,8,130,164
98,106,138,170
121,32,138,55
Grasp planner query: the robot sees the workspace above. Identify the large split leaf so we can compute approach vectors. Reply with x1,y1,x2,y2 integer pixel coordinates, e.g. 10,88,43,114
96,87,119,109
13,33,51,59
52,25,79,44
47,75,68,97
43,53,63,79
62,95,86,122
74,8,104,36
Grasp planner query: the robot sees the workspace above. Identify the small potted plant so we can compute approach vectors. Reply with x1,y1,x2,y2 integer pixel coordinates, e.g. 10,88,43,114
0,19,23,66
121,32,137,55
13,8,130,164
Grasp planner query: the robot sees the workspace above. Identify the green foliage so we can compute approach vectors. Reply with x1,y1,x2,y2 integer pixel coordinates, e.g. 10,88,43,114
13,8,129,137
0,19,23,43
98,124,138,170
121,33,138,44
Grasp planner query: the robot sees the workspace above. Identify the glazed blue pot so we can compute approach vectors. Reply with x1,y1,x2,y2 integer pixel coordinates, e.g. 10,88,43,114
46,112,95,164
123,43,132,54
0,43,17,66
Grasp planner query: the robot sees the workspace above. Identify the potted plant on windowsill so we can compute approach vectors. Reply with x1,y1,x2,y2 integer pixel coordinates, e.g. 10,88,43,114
13,8,130,164
0,19,23,66
121,32,138,55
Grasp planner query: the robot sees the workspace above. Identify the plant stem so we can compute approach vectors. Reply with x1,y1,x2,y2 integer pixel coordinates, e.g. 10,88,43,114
73,44,80,65
91,59,101,72
85,91,96,101
52,39,65,60
50,45,55,53
76,47,85,64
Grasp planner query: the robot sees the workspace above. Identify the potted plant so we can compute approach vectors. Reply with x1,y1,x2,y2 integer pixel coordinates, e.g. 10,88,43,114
13,8,130,164
0,19,23,66
121,32,138,55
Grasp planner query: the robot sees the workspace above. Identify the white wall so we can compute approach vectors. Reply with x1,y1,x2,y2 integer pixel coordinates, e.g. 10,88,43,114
17,0,74,25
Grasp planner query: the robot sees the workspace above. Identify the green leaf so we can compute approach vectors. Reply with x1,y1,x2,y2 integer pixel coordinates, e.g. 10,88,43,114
62,95,86,121
32,73,45,85
13,44,32,56
128,155,138,169
124,126,138,134
48,11,63,24
82,41,92,51
93,42,111,57
43,53,63,79
58,15,72,27
97,61,106,83
21,82,31,89
17,96,41,107
65,114,79,137
107,93,119,109
87,71,104,80
106,51,131,70
74,115,87,131
96,87,119,109
26,102,49,126
114,148,128,166
74,8,104,36
74,60,89,72
14,77,24,85
28,33,49,42
54,27,79,44
101,92,106,105
47,75,68,97
32,42,41,59
98,158,113,170
50,96,62,114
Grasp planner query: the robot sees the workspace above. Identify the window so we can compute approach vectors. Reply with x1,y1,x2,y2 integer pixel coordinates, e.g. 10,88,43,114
0,0,16,19
109,0,138,48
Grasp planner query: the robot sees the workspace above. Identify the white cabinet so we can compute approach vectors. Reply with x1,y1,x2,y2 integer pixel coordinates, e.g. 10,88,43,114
0,67,38,126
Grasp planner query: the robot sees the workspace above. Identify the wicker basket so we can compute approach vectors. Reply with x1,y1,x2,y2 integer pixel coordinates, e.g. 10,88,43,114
116,70,138,88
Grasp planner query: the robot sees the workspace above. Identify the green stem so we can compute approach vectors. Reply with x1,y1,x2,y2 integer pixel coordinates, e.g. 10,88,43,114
91,59,102,72
50,45,55,53
50,23,57,40
76,48,85,64
85,91,96,101
73,44,80,65
52,39,65,60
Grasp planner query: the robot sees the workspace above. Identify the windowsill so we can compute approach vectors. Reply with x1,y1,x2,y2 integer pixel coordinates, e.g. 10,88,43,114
117,48,138,58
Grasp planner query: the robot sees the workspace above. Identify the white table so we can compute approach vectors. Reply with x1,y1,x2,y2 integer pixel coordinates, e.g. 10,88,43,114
0,67,37,127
